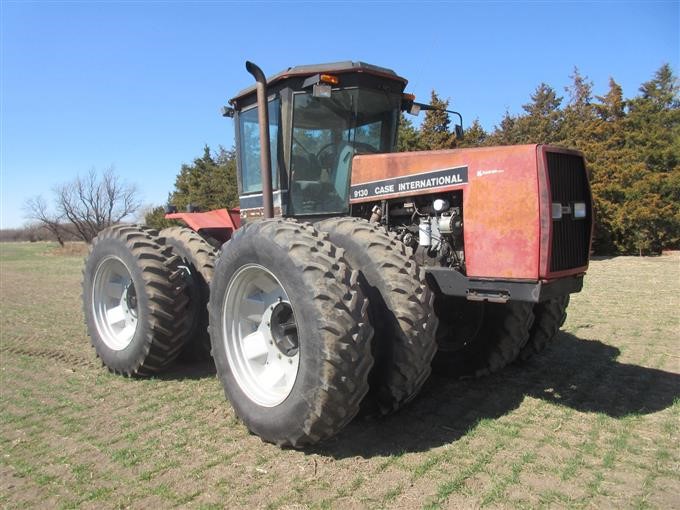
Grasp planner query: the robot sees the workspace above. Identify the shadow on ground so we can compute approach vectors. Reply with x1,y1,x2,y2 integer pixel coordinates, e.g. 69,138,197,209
156,332,680,458
158,359,217,381
315,333,680,458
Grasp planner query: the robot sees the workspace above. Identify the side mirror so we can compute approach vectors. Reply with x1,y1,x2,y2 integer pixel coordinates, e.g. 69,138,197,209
455,124,464,140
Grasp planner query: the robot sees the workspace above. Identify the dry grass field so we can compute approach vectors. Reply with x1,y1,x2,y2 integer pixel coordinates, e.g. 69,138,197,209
1,242,678,509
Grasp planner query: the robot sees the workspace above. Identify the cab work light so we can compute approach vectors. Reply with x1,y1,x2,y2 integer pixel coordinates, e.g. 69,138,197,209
552,203,563,220
573,202,587,219
319,74,339,85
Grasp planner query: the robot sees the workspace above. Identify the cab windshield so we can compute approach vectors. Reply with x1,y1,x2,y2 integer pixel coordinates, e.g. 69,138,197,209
289,89,400,215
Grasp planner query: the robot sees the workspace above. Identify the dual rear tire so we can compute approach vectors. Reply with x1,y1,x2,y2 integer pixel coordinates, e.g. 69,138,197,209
82,225,190,376
315,217,438,414
434,295,571,377
519,296,570,361
208,218,437,445
208,220,374,447
434,297,534,377
160,227,216,360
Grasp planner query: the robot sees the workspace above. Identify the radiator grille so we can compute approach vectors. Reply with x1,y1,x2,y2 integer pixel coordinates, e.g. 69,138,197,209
547,152,592,272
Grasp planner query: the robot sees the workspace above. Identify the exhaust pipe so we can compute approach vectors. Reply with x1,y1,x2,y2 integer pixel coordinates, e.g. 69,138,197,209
245,61,274,219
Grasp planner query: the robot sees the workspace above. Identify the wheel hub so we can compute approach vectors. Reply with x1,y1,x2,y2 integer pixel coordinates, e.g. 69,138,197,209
92,256,139,351
270,301,298,357
223,264,301,407
124,282,138,317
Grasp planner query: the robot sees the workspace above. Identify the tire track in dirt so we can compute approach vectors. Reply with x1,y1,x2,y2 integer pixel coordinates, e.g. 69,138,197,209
1,341,97,369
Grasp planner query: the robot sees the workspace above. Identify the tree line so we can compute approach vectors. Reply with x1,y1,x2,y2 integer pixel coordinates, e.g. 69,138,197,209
400,64,679,255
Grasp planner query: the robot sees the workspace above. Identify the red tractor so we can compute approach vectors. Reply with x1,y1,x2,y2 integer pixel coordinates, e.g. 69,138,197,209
82,61,592,446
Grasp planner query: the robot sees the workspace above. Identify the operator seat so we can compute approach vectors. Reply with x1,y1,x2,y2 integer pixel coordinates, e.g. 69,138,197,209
291,153,323,213
291,153,321,182
290,151,345,213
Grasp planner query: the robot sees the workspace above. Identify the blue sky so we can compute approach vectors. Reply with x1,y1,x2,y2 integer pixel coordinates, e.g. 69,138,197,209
1,1,678,228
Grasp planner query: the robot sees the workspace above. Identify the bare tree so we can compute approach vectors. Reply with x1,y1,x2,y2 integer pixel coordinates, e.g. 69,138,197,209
23,196,67,246
24,167,141,244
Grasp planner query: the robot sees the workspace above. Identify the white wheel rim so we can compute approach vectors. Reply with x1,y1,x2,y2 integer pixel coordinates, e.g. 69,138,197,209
223,264,300,407
92,256,138,351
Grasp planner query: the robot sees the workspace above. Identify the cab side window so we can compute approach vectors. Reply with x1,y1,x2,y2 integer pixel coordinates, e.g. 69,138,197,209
238,99,280,194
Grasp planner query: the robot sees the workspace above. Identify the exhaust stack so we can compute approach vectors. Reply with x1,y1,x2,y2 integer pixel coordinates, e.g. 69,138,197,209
245,61,274,219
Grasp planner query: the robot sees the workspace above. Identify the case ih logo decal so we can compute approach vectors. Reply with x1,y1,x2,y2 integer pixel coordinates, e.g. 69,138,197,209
351,166,468,200
476,169,504,177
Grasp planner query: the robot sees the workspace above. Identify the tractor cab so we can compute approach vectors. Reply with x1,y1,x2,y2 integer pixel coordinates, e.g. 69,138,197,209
227,62,408,219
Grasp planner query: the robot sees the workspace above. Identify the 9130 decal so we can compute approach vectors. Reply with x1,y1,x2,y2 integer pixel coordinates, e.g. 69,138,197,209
350,166,468,201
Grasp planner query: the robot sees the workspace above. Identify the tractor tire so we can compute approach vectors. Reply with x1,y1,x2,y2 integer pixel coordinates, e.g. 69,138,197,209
517,295,570,362
160,227,216,361
316,217,438,415
82,224,189,376
435,298,534,378
208,219,373,447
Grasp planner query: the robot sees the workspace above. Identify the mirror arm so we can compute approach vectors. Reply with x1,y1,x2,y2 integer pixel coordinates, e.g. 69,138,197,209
406,102,464,138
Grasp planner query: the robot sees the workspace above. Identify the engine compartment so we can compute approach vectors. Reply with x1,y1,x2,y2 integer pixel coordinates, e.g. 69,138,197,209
349,144,592,281
352,191,466,271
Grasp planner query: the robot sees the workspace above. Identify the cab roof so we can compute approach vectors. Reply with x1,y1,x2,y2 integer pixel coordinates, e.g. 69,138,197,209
230,61,408,104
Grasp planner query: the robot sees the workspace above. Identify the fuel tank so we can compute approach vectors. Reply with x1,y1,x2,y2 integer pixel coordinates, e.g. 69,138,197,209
350,144,592,280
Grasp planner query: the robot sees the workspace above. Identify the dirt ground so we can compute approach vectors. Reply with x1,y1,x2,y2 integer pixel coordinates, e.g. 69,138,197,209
1,242,678,509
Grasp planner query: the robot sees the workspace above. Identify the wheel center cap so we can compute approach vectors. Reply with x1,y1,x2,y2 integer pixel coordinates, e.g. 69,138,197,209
124,282,138,318
270,302,298,357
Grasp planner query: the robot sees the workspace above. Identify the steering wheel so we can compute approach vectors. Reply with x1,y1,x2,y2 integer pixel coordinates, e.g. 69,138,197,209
315,142,337,168
315,141,379,168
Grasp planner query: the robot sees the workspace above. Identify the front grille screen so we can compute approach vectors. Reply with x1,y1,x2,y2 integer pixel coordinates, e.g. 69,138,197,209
546,152,592,272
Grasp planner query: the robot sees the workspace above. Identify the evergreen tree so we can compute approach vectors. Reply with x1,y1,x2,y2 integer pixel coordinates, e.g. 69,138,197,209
487,110,521,145
560,68,596,146
638,63,679,109
168,145,238,212
144,205,175,230
584,65,679,254
419,91,457,150
584,78,630,253
397,112,423,152
145,145,238,229
514,83,564,143
594,78,625,122
626,64,680,175
616,64,680,253
458,118,488,148
565,67,594,114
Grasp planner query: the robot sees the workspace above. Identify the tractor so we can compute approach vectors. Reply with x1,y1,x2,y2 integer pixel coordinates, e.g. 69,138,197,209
82,61,593,447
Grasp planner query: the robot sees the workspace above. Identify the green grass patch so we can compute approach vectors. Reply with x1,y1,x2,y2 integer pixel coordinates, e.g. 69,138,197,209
1,244,678,509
